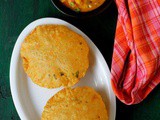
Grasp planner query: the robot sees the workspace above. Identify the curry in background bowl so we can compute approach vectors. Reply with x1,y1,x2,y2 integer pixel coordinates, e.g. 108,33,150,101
51,0,113,18
60,0,106,12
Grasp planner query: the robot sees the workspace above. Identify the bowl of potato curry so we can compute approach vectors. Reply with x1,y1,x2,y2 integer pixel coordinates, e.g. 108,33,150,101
51,0,113,18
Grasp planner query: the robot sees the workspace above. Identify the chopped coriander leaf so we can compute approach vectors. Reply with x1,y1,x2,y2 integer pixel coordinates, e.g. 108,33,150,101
75,71,79,78
60,72,64,76
53,74,57,79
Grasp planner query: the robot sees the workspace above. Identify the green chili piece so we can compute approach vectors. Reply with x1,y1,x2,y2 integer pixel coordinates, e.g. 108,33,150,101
75,8,80,12
70,2,75,7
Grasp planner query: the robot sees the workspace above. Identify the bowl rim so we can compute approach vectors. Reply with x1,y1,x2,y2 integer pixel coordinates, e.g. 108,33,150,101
51,0,113,18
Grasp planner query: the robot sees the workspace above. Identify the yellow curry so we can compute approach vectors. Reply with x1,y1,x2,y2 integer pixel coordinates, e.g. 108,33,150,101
60,0,106,12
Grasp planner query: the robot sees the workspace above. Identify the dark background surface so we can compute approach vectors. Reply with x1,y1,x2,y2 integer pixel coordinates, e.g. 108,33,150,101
0,0,160,120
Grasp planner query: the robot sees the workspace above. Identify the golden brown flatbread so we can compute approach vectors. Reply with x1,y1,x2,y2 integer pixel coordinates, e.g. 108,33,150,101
20,25,89,88
42,87,108,120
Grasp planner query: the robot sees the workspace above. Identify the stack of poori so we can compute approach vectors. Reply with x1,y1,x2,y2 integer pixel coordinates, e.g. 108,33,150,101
20,25,108,120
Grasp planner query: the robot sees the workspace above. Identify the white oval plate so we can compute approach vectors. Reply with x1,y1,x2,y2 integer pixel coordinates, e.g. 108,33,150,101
10,18,116,120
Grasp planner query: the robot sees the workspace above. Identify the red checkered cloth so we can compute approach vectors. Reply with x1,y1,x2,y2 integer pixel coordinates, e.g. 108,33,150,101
111,0,160,105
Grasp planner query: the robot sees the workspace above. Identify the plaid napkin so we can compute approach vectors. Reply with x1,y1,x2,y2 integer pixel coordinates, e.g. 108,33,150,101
111,0,160,105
